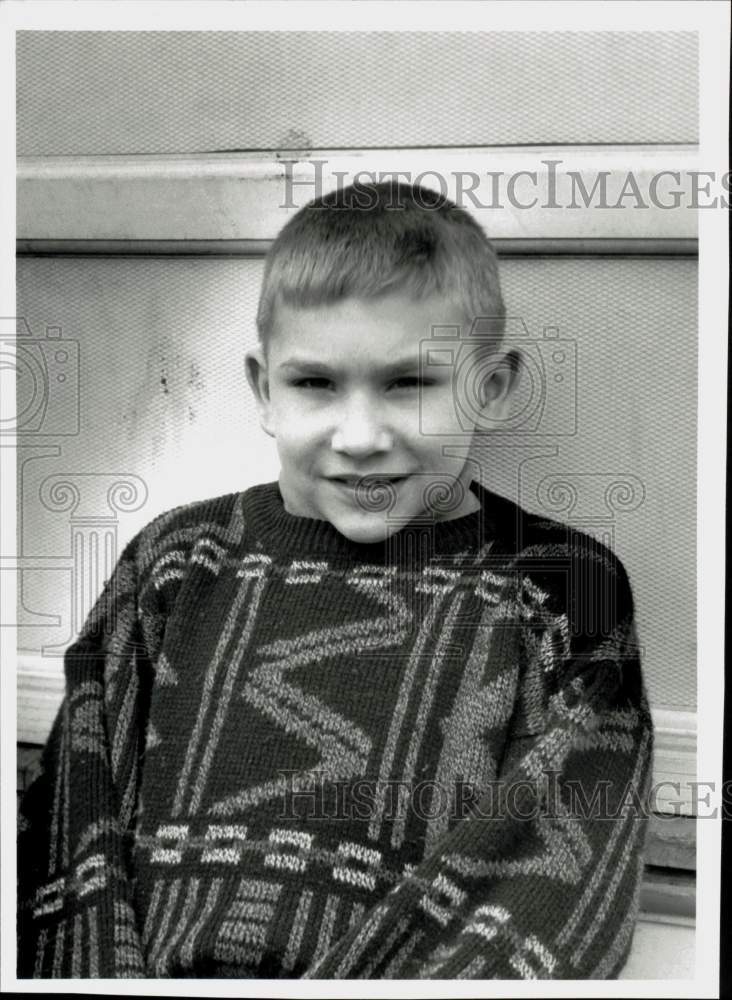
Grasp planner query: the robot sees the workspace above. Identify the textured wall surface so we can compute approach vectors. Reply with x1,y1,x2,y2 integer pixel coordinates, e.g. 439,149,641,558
17,31,698,156
16,254,697,713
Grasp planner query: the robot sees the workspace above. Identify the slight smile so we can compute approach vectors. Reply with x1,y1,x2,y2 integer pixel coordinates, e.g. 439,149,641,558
328,475,410,486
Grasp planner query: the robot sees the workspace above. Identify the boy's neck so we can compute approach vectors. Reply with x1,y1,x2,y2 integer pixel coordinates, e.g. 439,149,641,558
243,478,495,563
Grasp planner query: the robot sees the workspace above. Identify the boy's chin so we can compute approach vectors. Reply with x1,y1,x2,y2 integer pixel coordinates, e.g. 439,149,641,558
328,511,399,545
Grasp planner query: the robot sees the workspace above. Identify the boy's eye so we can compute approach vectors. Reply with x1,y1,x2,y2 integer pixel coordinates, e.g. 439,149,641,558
390,376,427,389
292,377,332,390
290,376,432,390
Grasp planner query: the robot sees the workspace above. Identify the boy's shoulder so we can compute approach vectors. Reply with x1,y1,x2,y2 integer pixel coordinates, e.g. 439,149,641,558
482,483,624,562
131,487,249,576
480,484,635,619
142,487,244,534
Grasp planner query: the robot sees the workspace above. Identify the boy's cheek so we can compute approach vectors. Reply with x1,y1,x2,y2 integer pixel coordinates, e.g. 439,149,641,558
275,424,328,466
268,400,312,436
421,392,470,438
273,419,323,456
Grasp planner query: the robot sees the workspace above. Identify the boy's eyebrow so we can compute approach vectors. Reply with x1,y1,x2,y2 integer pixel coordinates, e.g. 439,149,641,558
277,357,424,377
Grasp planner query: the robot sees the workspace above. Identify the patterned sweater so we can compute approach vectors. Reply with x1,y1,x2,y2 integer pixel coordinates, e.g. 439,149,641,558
18,478,654,980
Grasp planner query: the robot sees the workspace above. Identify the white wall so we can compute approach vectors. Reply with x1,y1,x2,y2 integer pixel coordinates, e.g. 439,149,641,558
17,31,697,156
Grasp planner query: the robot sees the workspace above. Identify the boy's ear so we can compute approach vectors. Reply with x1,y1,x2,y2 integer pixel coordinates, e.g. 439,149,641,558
479,349,521,420
244,346,275,438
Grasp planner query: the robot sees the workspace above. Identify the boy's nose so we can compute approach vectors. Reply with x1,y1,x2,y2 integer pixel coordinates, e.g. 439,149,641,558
330,398,394,455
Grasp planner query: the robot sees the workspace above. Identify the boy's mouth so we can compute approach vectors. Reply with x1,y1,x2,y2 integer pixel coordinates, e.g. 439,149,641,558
329,474,409,487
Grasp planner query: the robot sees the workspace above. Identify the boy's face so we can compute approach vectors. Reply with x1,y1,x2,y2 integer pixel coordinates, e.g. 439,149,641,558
245,290,515,544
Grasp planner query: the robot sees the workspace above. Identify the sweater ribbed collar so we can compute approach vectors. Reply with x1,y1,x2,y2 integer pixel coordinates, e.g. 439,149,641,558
240,478,516,565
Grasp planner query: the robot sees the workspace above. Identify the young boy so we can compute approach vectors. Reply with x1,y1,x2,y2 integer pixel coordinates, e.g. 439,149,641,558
18,181,653,980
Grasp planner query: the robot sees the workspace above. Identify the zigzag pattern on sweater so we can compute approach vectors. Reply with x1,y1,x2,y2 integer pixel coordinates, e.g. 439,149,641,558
18,480,653,979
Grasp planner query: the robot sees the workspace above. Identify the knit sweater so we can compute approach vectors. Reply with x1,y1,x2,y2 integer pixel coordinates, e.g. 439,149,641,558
18,478,653,980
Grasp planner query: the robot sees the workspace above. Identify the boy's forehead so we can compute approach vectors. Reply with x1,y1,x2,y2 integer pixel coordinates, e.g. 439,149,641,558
271,295,471,361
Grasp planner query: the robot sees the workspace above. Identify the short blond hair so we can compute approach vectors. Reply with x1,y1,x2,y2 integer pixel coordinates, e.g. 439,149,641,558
256,180,505,353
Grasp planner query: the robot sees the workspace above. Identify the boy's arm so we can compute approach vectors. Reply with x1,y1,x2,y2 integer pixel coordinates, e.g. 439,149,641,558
18,530,160,978
304,550,654,980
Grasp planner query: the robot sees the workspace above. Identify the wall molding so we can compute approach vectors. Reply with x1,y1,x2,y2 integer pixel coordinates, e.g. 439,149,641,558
17,146,700,245
16,237,698,258
651,709,698,816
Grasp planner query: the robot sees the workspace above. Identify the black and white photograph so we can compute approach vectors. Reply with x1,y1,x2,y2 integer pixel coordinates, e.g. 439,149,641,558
1,2,728,995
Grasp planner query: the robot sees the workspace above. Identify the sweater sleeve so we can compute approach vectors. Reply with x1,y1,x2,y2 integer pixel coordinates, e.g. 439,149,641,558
303,547,654,980
17,529,160,978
